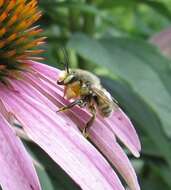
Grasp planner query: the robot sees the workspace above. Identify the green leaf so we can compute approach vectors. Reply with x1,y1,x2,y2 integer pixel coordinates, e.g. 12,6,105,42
67,33,171,168
151,164,171,188
140,162,171,190
100,76,170,164
100,77,162,157
35,165,54,190
140,137,161,157
142,0,171,21
141,175,170,190
98,0,136,9
41,1,100,15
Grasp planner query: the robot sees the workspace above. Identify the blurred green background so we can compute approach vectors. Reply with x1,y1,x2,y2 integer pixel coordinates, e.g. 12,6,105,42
28,0,171,189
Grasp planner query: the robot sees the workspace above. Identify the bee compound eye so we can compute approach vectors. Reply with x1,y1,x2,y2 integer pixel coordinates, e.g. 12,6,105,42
64,75,77,84
57,80,64,85
80,100,84,104
79,100,86,107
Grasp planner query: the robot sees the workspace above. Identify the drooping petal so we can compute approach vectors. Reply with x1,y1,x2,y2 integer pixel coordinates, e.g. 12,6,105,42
0,100,41,190
14,67,140,190
0,87,125,190
90,126,140,190
73,105,141,158
102,110,141,157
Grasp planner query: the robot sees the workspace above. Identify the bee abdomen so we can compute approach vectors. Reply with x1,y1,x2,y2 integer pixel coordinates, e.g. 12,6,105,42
98,104,112,117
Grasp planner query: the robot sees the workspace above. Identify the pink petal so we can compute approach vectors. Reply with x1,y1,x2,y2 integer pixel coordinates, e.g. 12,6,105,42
0,87,125,190
102,109,141,157
28,61,60,81
150,27,171,47
17,71,140,190
150,27,171,57
70,112,140,190
0,101,41,190
90,124,140,190
31,61,141,157
34,66,141,157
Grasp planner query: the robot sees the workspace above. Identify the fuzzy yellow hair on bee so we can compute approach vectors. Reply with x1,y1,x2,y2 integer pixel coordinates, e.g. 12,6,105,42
57,48,119,137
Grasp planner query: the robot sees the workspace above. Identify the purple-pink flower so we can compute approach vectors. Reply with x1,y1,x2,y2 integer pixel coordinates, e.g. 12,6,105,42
150,27,171,58
0,1,141,190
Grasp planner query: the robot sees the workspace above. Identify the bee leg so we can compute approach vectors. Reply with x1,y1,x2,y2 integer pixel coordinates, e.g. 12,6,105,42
56,99,84,112
82,107,96,138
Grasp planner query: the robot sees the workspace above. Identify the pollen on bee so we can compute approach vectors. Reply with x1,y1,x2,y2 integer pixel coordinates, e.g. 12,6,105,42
65,87,77,99
64,82,81,100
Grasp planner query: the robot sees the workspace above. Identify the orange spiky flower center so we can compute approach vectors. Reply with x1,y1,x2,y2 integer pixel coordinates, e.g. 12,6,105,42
0,0,45,83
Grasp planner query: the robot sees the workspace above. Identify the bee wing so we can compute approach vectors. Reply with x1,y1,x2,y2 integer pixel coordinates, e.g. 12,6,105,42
92,87,119,110
112,97,119,105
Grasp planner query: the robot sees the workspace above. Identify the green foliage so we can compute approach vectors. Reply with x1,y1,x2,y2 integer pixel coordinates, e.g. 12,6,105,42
27,0,171,189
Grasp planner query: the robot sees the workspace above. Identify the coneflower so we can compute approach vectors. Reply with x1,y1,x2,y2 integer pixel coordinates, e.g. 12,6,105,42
0,1,141,190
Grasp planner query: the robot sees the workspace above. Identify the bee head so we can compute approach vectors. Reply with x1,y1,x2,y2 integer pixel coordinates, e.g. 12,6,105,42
57,47,78,85
57,70,77,85
57,70,81,99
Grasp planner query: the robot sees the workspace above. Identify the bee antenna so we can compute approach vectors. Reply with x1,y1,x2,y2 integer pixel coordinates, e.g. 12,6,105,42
62,47,70,74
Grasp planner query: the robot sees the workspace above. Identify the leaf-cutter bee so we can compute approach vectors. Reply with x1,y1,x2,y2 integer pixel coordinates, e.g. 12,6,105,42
57,49,119,137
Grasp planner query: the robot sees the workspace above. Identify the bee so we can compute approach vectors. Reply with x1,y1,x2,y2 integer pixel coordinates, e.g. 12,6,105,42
57,49,119,137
